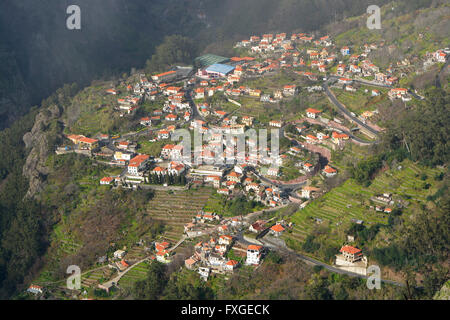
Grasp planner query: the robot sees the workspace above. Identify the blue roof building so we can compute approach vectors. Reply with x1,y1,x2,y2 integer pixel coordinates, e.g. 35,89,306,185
205,64,235,77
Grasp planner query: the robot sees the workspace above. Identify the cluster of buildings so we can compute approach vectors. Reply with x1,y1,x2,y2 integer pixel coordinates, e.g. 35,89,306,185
424,48,449,68
185,237,267,281
182,209,272,281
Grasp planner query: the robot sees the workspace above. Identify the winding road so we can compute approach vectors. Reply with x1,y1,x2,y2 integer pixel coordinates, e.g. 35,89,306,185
322,77,381,144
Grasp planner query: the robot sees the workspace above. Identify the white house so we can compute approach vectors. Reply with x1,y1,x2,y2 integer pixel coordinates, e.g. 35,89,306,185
306,108,321,119
114,250,126,259
127,154,150,176
27,285,43,295
270,224,285,237
246,245,263,265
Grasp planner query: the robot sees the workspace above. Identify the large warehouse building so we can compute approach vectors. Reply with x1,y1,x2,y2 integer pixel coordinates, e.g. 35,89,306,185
202,63,235,78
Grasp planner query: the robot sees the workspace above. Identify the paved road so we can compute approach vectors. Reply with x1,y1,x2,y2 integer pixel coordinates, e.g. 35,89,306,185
322,79,380,144
260,237,405,287
186,87,206,123
102,256,150,289
250,167,307,192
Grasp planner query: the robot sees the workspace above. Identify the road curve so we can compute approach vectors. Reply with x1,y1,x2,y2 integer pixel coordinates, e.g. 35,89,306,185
322,79,380,144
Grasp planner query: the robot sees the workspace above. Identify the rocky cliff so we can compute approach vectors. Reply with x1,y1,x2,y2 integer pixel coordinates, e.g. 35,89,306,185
22,105,62,199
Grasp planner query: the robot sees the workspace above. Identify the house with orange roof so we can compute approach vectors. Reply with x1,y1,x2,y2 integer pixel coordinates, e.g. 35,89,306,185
152,70,177,82
160,144,175,159
100,177,114,185
270,224,285,237
241,116,254,127
341,46,350,56
157,130,170,140
156,250,171,264
226,171,242,183
217,188,230,195
338,77,353,85
388,88,409,100
306,134,319,144
224,260,239,272
323,165,337,177
27,285,43,295
306,108,322,119
185,257,199,270
194,87,205,99
165,113,178,121
140,117,151,126
77,137,99,150
246,245,263,265
332,132,350,145
269,120,283,128
127,154,150,176
303,162,314,172
339,245,363,263
218,235,233,246
152,166,167,175
301,186,320,199
434,50,447,63
283,84,298,96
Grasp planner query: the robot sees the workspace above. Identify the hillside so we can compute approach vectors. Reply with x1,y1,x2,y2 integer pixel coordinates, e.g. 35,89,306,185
0,0,448,300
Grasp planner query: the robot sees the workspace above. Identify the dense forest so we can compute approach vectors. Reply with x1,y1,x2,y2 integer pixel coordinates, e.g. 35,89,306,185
0,109,44,298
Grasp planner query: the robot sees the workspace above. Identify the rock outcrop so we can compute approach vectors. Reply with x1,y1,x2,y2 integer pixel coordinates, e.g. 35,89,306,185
22,105,62,199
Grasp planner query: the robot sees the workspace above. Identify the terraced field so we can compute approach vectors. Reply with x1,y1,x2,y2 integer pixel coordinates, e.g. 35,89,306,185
50,225,83,258
117,261,151,289
147,188,213,242
81,267,115,288
286,160,445,244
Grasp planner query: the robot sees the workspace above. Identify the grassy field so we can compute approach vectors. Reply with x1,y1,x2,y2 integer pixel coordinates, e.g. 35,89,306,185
331,86,390,115
285,160,445,246
136,138,167,156
203,192,266,217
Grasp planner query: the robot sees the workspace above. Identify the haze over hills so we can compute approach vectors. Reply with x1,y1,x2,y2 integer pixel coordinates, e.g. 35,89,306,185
0,0,440,129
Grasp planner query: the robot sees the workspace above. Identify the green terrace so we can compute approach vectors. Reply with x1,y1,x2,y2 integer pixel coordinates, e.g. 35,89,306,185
147,188,213,243
118,261,151,290
285,160,445,246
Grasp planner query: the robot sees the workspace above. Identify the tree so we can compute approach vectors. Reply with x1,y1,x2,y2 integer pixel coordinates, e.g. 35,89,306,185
145,35,198,74
133,262,167,300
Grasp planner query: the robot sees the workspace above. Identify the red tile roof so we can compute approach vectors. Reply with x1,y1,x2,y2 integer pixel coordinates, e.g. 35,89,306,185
340,245,362,255
306,108,321,114
271,224,285,232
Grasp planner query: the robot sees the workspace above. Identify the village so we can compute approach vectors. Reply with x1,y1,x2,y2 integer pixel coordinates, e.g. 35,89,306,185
28,29,448,296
